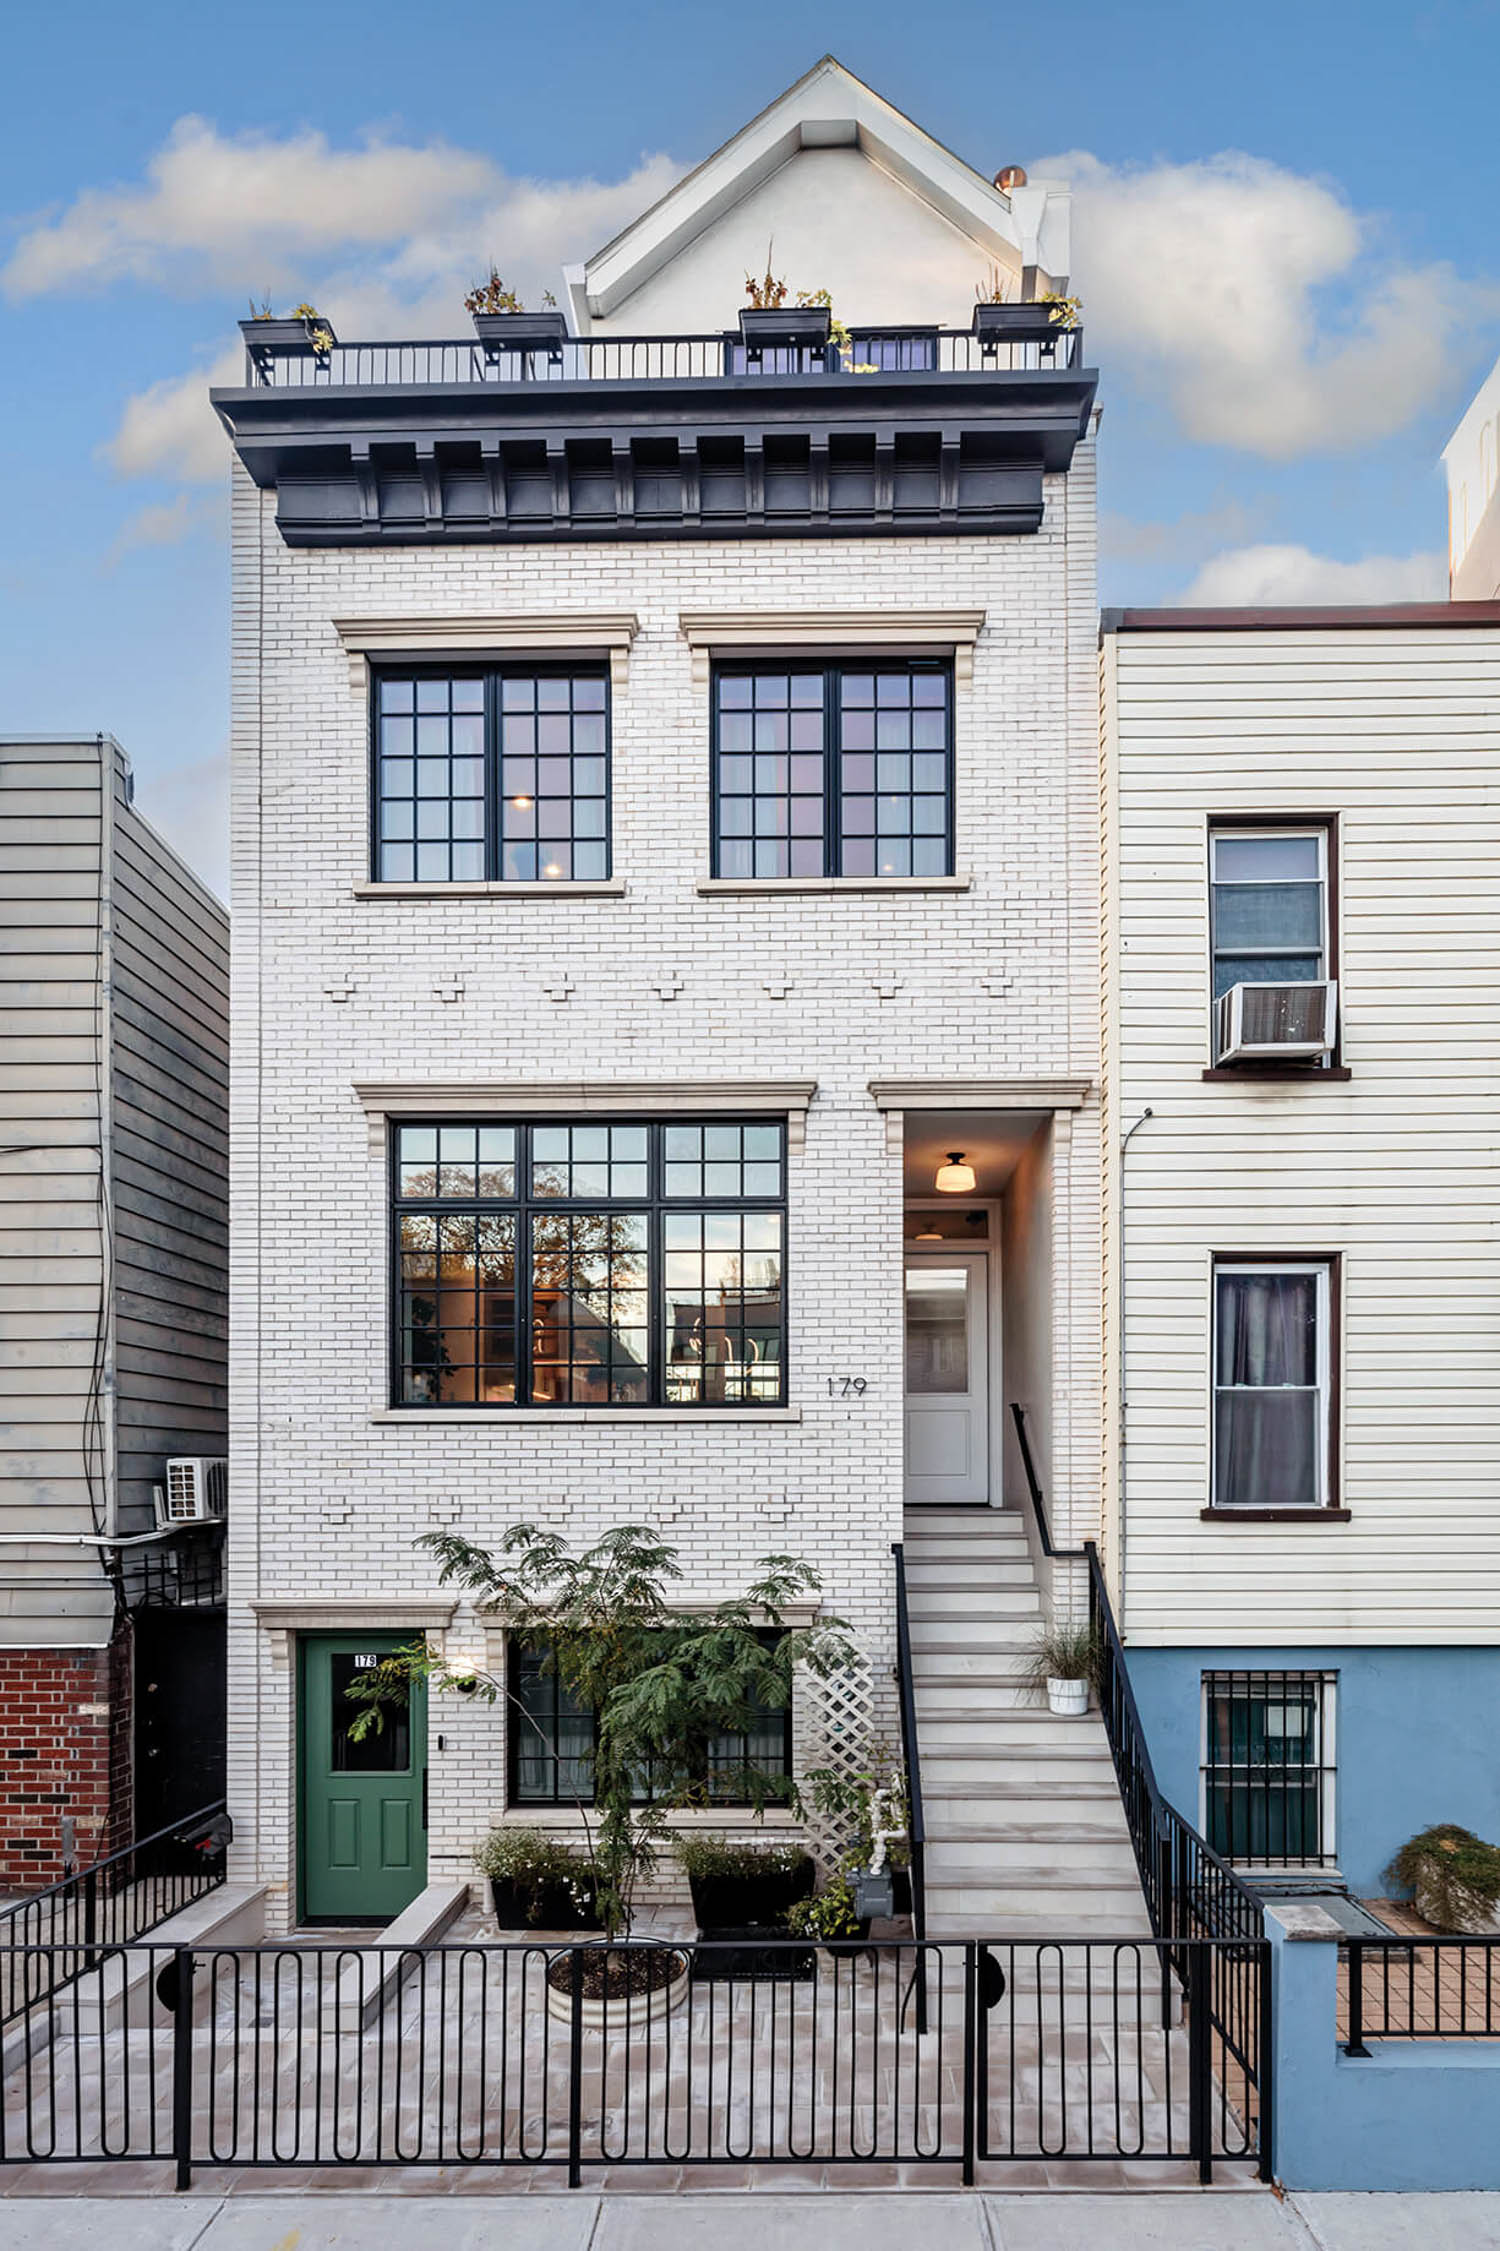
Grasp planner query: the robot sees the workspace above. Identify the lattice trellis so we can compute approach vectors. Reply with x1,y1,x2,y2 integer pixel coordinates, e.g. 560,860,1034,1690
794,1639,876,1874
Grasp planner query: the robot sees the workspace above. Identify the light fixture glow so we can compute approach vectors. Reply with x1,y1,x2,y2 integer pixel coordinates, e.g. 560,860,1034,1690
934,1150,976,1194
915,1228,943,1242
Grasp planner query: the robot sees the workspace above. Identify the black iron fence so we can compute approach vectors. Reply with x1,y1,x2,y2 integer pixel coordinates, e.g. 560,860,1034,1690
0,1933,1266,2185
890,1541,928,2030
0,1802,228,2028
241,328,1087,390
1345,1935,1500,2051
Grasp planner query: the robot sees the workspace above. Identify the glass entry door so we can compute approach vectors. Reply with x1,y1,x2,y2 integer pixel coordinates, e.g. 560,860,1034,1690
904,1250,990,1504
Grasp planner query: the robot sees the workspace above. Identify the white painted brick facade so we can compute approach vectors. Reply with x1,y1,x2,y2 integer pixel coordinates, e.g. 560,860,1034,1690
227,441,1102,1923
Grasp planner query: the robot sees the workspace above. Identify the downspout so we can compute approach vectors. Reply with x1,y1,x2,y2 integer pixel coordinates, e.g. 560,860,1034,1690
1118,1107,1153,1632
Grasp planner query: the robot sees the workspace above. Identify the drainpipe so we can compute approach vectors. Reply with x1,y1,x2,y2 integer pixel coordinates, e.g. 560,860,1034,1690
1118,1108,1153,1631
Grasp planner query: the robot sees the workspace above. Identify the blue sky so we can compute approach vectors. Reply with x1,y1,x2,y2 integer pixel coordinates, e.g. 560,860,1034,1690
4,0,1499,894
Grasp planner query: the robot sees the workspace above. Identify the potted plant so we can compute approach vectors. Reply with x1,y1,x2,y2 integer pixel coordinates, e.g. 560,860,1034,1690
971,270,1079,347
786,1867,869,1959
1024,1620,1101,1717
1387,1826,1500,1933
674,1832,814,1930
465,267,567,354
239,299,337,371
347,1520,856,2027
475,1825,602,1931
739,255,831,349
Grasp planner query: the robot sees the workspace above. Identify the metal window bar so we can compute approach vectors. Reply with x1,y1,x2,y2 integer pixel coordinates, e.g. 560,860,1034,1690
0,1802,228,2029
1202,1671,1334,1871
0,1933,1264,2183
240,328,1086,389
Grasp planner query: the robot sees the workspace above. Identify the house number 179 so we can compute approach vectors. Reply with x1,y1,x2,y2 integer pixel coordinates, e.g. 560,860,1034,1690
827,1376,869,1397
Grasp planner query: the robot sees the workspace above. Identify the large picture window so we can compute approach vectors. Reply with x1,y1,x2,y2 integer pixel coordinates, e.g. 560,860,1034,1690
712,661,953,879
1212,1261,1335,1509
509,1639,792,1807
392,1119,785,1408
373,665,609,883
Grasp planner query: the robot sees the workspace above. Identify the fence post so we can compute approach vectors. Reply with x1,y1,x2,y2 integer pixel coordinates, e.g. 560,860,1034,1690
82,1865,98,1974
1257,1939,1275,2182
566,1947,584,2190
1187,1942,1213,2185
1344,1939,1368,2058
962,1943,977,2187
171,1947,194,2191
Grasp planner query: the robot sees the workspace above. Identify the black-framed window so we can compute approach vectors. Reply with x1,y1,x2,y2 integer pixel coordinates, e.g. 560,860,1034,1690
509,1637,792,1806
712,661,953,878
373,665,610,883
1202,1671,1336,1866
392,1118,786,1408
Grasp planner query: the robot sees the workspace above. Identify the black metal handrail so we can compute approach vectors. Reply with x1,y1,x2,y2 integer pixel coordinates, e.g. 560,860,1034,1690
1009,1403,1085,1559
1345,1934,1500,2052
240,325,1087,389
891,1542,928,2031
1085,1544,1264,1947
0,1799,228,2027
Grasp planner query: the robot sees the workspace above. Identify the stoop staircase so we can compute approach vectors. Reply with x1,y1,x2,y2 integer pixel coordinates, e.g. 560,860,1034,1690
902,1506,1152,1938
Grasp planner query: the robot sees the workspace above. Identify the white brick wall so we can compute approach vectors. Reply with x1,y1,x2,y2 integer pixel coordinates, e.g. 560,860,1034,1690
227,442,1102,1921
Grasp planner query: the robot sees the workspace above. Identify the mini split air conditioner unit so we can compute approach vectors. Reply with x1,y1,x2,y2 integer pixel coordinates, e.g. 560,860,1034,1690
1215,980,1338,1065
154,1457,228,1528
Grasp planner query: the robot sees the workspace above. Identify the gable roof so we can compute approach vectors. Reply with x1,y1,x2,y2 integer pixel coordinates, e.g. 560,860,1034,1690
567,56,1069,328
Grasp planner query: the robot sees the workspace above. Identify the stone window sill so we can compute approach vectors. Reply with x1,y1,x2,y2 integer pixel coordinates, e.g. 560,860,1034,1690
696,874,972,897
371,1406,803,1426
353,879,627,900
1201,1066,1351,1083
1199,1508,1351,1523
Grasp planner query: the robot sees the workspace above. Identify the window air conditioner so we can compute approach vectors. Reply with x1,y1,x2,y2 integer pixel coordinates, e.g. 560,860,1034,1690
155,1457,228,1527
1215,980,1337,1064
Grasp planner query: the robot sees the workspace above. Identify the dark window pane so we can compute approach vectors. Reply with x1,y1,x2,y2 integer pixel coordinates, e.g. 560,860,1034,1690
331,1653,409,1773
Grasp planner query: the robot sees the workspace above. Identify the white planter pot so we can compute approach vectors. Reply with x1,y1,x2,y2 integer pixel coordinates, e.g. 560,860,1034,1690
543,1949,690,2031
1047,1676,1090,1717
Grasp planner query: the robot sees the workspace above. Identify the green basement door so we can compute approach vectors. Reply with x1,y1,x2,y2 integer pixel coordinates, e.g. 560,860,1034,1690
299,1636,427,1923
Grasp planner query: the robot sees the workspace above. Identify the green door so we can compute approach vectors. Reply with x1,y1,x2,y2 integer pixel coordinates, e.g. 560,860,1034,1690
299,1636,427,1924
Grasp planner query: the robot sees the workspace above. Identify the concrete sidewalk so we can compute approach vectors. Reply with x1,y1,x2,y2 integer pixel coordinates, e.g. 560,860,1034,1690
4,2193,1500,2251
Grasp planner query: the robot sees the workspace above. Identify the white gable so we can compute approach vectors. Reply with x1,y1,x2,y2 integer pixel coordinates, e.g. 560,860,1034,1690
567,56,1071,335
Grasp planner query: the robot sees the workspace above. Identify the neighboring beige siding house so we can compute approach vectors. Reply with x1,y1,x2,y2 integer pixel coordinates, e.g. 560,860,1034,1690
0,734,229,1883
1099,606,1500,1897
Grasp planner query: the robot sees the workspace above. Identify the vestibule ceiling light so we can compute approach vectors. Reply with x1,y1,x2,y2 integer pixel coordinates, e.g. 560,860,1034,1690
915,1227,943,1241
934,1151,976,1194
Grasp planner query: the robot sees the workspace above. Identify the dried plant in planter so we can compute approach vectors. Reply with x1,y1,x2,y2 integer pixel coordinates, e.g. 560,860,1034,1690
1387,1825,1500,1933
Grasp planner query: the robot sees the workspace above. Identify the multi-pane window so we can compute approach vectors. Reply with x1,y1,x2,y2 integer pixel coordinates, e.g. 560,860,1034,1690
712,662,952,879
1212,1262,1333,1509
509,1638,792,1807
1202,1672,1335,1866
392,1119,785,1408
373,667,609,883
1209,828,1329,1001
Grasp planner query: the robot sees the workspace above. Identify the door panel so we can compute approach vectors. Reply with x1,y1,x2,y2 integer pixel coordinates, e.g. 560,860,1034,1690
904,1252,990,1504
300,1636,426,1923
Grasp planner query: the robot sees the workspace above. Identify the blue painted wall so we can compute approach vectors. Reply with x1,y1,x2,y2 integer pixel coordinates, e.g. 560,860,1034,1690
1127,1645,1500,1896
1269,1912,1500,2190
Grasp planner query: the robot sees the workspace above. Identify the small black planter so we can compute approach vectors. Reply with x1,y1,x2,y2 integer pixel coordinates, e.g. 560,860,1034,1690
738,305,832,349
489,1874,602,1931
473,309,569,354
239,316,336,373
691,1926,816,1983
971,301,1061,346
687,1856,814,1933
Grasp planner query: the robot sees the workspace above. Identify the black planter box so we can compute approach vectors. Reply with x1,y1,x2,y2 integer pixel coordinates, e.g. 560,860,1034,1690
239,316,336,367
473,310,569,353
489,1874,601,1931
972,301,1061,346
690,1926,816,1983
687,1856,814,1933
738,305,832,348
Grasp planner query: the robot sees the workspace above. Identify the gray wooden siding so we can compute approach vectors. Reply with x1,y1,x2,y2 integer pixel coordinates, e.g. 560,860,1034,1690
0,739,112,1643
108,755,229,1540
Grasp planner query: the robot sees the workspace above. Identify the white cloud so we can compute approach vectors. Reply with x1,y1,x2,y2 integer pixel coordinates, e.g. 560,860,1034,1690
1178,542,1447,606
103,344,241,484
103,493,199,565
1048,148,1483,457
3,118,500,298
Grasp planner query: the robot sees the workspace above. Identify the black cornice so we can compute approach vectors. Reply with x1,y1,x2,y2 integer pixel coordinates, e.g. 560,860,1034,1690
211,363,1098,548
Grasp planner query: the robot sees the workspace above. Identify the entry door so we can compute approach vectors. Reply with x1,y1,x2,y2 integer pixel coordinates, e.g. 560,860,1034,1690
904,1251,990,1504
299,1636,427,1924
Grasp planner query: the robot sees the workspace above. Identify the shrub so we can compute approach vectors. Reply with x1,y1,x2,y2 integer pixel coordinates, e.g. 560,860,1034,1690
672,1833,809,1885
785,1870,860,1939
1387,1825,1500,1933
473,1826,596,1923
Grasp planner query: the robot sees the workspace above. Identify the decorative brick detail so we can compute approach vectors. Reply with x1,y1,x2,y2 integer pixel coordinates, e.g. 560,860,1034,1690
0,1627,133,1889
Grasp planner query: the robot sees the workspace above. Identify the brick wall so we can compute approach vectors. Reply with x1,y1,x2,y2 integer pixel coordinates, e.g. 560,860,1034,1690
227,445,1102,1923
0,1626,132,1888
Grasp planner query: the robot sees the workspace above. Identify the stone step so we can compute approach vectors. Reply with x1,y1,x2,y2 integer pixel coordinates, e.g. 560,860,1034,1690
905,1588,1042,1620
909,1621,1040,1653
924,1879,1151,1926
919,1749,1120,1788
926,1834,1141,1878
922,1785,1128,1821
902,1563,1040,1590
923,1908,1161,1945
902,1533,1034,1560
911,1699,1103,1738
